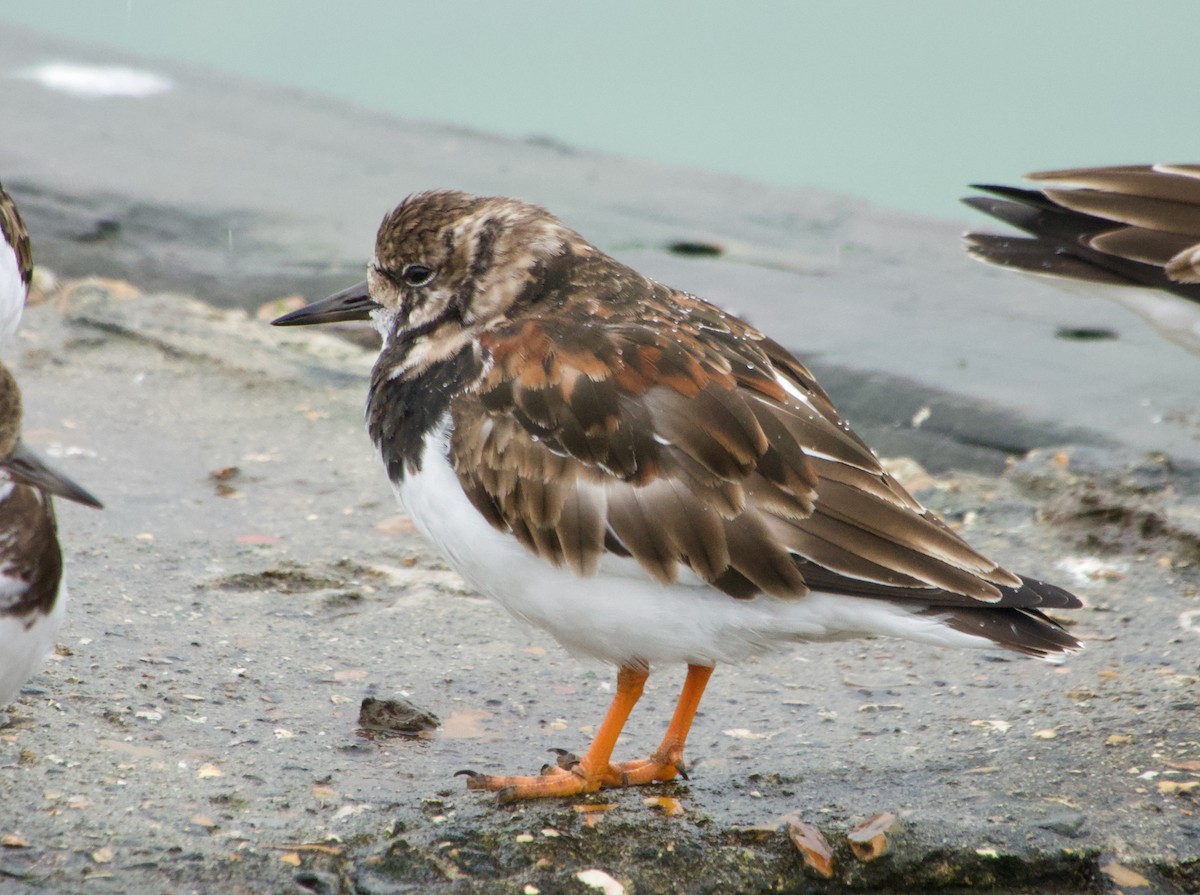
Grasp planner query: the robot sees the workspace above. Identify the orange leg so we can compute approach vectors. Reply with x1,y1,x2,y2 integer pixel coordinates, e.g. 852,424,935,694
459,664,648,802
612,663,714,784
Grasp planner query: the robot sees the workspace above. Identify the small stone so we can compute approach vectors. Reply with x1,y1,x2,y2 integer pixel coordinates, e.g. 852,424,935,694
1158,780,1200,796
357,696,439,736
1101,861,1151,888
722,728,768,739
575,868,625,894
643,796,685,817
311,785,338,803
1031,810,1086,837
971,719,1012,734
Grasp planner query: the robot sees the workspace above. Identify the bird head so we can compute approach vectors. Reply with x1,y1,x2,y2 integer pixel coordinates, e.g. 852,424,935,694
274,190,583,367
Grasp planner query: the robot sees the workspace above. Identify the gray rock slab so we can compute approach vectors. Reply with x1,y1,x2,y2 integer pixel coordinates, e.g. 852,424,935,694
1,23,1198,476
0,286,1195,894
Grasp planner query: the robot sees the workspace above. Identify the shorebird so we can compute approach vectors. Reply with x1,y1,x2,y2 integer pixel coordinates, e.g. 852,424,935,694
0,183,103,714
275,190,1081,800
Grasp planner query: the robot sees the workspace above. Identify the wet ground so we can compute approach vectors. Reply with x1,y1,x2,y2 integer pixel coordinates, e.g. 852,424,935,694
0,22,1198,895
0,285,1194,894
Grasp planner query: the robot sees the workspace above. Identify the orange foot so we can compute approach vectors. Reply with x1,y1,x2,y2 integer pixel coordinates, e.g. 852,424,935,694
456,756,618,803
459,663,713,803
457,748,689,802
610,752,689,785
550,746,689,785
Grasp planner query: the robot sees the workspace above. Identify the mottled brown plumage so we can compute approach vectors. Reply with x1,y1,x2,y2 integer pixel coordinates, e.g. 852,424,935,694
0,366,60,623
275,189,1082,800
457,271,1042,608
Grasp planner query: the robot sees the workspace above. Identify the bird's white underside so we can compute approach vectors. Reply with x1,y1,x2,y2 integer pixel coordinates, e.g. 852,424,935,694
396,420,994,667
0,243,25,342
0,580,66,706
1107,287,1200,356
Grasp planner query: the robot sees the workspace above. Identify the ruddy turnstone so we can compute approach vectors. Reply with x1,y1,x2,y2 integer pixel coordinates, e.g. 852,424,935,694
965,164,1200,354
275,190,1082,800
0,183,103,713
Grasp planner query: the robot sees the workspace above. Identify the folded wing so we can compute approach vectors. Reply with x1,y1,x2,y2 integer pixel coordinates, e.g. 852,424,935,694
450,278,1078,644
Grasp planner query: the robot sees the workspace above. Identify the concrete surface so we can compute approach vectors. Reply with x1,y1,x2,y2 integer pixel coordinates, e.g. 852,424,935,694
0,283,1192,894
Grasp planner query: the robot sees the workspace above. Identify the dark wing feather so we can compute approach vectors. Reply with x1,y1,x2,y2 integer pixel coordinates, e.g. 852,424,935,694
964,164,1200,300
450,268,1077,625
0,487,62,620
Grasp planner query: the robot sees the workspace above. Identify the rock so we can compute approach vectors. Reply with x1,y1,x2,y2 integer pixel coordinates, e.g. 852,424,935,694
358,696,439,737
1030,811,1088,838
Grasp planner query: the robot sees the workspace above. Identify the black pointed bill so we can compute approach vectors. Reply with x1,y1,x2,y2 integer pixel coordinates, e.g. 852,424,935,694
271,281,379,326
2,441,103,509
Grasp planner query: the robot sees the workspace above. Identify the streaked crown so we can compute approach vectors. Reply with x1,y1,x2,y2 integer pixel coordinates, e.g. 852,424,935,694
368,190,584,343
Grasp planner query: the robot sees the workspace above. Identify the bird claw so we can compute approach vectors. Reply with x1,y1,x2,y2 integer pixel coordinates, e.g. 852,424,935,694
547,748,580,770
496,786,520,805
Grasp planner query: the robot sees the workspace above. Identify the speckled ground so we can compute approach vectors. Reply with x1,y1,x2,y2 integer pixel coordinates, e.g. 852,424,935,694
0,285,1194,894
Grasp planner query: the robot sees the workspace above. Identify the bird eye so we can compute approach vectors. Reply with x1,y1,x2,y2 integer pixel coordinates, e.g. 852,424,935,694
401,264,435,287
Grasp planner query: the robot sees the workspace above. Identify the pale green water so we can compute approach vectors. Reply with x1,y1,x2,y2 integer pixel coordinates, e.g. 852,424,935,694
4,0,1199,220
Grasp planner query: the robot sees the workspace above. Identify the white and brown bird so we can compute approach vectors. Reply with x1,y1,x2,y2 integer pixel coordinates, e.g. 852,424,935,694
0,183,102,714
965,164,1200,354
275,190,1081,801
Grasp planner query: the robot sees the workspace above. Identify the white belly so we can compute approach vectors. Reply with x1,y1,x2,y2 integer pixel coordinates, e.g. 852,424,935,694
0,582,66,706
0,243,25,342
393,423,988,667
